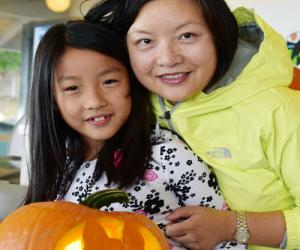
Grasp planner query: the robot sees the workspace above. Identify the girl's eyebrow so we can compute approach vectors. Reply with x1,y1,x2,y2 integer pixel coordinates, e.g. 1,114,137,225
57,75,78,83
57,67,122,83
97,67,122,77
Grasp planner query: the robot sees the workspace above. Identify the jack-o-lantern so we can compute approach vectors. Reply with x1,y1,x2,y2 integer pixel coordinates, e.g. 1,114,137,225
0,189,169,250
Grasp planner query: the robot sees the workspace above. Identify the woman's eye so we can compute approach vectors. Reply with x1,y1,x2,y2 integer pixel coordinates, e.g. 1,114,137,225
140,38,151,44
179,32,194,40
64,85,78,92
103,79,118,85
136,38,153,47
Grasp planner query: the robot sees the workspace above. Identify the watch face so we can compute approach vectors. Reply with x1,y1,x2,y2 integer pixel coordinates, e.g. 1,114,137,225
235,231,250,243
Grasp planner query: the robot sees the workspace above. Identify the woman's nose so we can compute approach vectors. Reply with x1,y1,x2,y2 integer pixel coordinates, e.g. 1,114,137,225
156,42,183,67
84,88,107,110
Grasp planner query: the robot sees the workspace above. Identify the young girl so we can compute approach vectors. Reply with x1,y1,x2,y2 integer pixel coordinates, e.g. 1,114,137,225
25,20,246,250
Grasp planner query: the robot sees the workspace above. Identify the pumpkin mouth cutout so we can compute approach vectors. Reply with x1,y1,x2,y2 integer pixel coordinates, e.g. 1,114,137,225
54,216,164,250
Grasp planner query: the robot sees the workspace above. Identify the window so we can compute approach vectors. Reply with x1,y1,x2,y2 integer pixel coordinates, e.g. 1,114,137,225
0,50,21,125
0,21,57,156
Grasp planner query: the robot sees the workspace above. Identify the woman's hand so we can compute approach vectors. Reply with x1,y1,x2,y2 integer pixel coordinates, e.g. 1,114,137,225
165,206,235,250
166,206,286,249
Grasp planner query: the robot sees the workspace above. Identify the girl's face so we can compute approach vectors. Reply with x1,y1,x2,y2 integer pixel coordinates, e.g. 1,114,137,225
54,47,131,156
126,0,217,104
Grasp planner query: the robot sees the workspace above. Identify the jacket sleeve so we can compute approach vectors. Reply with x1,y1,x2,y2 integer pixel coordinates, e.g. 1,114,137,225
266,89,300,249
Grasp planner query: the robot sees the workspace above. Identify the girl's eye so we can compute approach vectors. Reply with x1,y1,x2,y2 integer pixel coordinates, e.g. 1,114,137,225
64,85,78,92
179,32,194,40
103,79,118,85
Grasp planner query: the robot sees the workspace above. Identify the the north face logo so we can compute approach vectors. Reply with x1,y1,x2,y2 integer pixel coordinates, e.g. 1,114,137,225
206,147,232,159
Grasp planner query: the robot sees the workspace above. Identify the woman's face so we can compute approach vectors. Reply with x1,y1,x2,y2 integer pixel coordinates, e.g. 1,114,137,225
127,0,217,104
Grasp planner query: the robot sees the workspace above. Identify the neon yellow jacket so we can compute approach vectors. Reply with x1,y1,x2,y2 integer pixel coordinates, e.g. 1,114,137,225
152,8,300,250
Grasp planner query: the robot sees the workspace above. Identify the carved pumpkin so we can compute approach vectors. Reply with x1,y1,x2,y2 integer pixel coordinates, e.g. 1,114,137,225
0,189,169,250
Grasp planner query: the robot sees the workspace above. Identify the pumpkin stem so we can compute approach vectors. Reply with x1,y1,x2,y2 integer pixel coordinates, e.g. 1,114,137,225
80,189,129,209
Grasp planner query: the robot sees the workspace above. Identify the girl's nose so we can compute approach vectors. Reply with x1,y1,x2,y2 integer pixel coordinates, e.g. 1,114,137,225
84,88,107,110
156,42,183,67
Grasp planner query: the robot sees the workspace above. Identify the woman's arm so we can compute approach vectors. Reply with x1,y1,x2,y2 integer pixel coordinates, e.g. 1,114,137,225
166,207,286,249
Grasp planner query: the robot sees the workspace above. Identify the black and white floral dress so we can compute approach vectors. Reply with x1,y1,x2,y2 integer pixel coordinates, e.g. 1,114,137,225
62,129,247,250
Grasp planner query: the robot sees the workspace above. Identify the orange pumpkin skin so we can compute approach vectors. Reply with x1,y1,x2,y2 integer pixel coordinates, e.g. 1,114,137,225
0,201,169,250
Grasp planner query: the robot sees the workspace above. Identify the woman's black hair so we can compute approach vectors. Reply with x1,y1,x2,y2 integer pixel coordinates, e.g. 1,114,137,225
25,20,153,203
85,0,239,86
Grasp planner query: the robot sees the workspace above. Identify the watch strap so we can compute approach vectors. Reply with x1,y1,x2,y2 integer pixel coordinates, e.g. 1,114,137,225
236,210,248,231
234,210,250,243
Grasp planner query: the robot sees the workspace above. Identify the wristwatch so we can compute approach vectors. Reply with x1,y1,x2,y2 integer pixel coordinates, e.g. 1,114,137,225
234,210,250,244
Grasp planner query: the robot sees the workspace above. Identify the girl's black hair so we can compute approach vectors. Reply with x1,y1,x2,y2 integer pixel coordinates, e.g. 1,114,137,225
85,0,239,86
25,20,153,203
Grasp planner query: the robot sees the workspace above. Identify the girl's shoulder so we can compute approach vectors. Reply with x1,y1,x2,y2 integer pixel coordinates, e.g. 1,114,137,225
150,127,197,161
150,127,181,145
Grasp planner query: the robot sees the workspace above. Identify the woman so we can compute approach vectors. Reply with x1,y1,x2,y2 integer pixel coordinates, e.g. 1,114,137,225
85,0,300,249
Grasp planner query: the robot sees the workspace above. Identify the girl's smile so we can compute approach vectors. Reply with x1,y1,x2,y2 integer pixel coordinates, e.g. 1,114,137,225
86,114,113,127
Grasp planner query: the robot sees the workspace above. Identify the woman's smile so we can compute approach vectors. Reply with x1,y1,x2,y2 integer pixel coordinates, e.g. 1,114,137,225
157,72,191,85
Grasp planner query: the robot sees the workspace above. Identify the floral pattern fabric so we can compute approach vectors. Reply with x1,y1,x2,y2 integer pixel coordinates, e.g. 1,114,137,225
63,129,246,250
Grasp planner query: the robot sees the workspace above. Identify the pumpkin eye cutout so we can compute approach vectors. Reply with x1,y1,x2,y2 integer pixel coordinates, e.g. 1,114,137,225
54,222,85,250
97,216,124,240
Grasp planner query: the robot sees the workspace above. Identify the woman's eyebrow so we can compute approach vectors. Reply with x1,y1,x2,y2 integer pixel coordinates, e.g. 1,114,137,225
127,28,152,36
174,21,204,31
128,21,204,36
